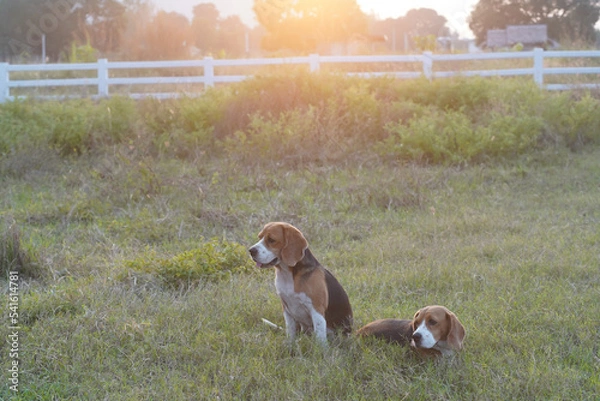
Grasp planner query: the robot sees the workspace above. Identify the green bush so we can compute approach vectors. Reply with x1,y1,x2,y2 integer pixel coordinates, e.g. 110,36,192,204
542,93,600,150
45,100,94,155
90,96,138,144
222,109,317,164
123,238,254,288
2,74,600,165
379,109,476,164
0,100,46,154
379,108,543,164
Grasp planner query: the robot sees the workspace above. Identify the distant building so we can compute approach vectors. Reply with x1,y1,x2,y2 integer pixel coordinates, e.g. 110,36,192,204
486,24,548,48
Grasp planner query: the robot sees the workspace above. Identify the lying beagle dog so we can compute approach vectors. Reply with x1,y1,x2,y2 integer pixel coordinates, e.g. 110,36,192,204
249,222,353,345
357,305,465,356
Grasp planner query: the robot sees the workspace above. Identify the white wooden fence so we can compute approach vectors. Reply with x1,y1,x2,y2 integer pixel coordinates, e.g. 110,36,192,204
1,48,599,103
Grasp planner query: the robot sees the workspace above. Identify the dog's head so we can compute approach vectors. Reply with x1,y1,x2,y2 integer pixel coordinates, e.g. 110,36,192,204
248,222,308,268
411,305,465,355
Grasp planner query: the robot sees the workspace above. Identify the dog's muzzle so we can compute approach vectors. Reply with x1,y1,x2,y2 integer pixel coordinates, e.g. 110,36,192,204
248,247,278,268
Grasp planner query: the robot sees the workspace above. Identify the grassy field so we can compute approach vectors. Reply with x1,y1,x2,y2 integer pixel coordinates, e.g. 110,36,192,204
1,76,599,400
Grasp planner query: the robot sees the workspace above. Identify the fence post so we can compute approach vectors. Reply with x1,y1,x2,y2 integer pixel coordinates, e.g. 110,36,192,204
0,63,9,103
422,51,433,81
309,54,319,72
533,47,544,88
204,56,214,88
97,58,109,97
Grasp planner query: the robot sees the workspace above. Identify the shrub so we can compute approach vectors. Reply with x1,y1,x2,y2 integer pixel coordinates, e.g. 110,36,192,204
542,93,600,150
0,100,47,154
2,75,600,166
222,109,318,164
45,100,94,155
90,96,138,145
123,238,254,288
379,109,477,164
483,112,543,157
396,76,495,115
379,108,544,164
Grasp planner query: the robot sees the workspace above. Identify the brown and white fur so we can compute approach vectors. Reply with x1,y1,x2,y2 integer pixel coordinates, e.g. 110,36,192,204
249,222,353,345
357,305,465,356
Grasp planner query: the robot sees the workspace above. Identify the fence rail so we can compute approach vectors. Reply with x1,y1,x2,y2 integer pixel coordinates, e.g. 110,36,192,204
1,48,600,103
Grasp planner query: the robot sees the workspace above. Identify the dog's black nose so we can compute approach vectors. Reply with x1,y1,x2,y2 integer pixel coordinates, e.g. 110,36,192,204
412,332,422,342
249,247,257,258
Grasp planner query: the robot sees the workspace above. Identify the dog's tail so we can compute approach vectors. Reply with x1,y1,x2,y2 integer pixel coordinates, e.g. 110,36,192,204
261,318,283,331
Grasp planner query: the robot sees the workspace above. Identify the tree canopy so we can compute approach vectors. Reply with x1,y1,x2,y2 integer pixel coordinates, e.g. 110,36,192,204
253,0,367,52
468,0,600,46
0,0,127,61
369,8,449,52
191,4,251,57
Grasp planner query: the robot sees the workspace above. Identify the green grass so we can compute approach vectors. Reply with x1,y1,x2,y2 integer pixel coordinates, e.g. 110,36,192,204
0,76,599,399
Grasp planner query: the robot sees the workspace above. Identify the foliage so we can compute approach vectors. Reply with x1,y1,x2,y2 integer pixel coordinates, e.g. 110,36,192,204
1,74,600,165
0,99,46,154
191,4,249,57
0,0,79,61
123,238,255,288
542,92,600,150
379,108,542,164
254,0,367,52
469,0,600,46
0,218,41,279
368,8,449,53
68,41,98,63
80,0,127,54
142,11,191,60
0,0,126,61
46,97,138,155
413,35,437,52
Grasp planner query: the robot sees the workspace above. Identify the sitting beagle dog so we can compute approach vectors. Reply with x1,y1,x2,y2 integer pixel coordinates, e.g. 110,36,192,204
249,222,353,345
357,305,465,356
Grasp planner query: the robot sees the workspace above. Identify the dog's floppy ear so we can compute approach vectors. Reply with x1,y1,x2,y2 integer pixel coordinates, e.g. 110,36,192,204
445,310,465,350
280,224,308,267
411,308,423,331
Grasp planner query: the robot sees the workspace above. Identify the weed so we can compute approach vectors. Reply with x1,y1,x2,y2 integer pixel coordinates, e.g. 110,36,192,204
0,217,41,279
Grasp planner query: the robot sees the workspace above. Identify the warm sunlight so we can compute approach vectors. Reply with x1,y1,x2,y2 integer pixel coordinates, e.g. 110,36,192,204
154,0,479,38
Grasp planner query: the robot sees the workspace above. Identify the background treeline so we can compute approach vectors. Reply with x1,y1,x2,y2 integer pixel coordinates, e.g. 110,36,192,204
1,74,599,165
1,0,599,63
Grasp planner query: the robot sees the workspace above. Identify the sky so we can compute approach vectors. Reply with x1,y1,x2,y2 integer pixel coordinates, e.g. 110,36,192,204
152,0,479,39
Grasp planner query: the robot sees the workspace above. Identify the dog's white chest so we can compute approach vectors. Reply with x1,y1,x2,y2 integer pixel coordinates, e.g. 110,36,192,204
275,268,314,327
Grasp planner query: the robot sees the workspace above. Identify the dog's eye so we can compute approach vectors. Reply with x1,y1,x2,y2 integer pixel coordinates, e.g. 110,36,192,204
428,319,437,326
266,236,276,244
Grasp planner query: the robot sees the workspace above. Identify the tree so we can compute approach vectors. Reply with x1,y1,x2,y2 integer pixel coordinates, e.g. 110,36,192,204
0,0,130,61
191,3,220,55
78,0,127,54
119,0,154,60
0,0,80,61
369,8,449,52
253,0,367,53
143,11,191,60
191,3,249,57
468,0,600,46
216,15,248,57
404,8,449,38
